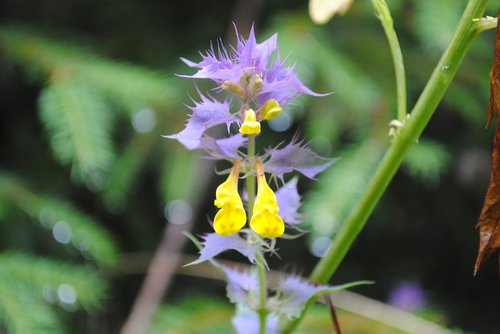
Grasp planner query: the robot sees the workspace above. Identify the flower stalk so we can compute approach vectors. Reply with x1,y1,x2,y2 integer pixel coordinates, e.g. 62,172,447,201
371,0,407,121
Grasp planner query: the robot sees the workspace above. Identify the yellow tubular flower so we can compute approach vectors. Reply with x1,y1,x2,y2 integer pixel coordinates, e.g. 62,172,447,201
250,161,284,238
213,159,247,236
260,98,283,120
239,109,261,135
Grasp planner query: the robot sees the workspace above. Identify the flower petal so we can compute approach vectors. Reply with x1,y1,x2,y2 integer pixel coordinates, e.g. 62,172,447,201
265,137,338,179
258,55,328,105
271,275,371,319
275,177,304,225
199,134,247,159
164,92,237,150
222,265,260,307
188,233,260,265
232,304,280,334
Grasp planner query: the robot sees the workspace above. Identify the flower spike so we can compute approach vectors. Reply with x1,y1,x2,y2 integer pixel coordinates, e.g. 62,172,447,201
250,160,285,238
214,159,247,235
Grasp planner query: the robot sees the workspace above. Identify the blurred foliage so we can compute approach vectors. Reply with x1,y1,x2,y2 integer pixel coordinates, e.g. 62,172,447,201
0,252,105,334
148,294,469,334
263,0,494,248
0,172,117,266
0,0,499,333
0,27,181,180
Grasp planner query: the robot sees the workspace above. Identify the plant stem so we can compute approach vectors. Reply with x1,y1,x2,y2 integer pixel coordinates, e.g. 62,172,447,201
246,134,267,333
257,252,268,334
282,0,489,332
247,134,256,216
372,0,406,121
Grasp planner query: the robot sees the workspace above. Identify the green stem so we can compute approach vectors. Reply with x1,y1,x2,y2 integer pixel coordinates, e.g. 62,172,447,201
257,252,268,334
246,134,256,216
372,0,407,120
283,0,488,332
245,134,267,333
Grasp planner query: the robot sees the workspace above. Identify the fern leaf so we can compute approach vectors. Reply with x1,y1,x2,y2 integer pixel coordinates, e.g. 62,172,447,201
39,80,114,179
0,172,118,266
0,277,63,334
0,252,106,310
0,27,182,111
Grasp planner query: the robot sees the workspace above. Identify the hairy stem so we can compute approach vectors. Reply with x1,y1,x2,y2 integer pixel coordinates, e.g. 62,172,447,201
283,0,489,332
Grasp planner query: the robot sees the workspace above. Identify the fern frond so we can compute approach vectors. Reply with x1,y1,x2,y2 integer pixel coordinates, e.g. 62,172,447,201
0,172,118,266
0,277,63,334
39,80,114,178
0,26,182,111
0,252,106,310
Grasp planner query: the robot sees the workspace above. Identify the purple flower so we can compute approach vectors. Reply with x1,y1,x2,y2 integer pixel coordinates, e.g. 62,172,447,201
265,137,338,180
180,26,324,105
232,305,280,334
275,177,304,225
222,265,260,307
163,92,237,150
199,134,247,159
269,275,371,319
187,233,261,265
388,282,425,311
257,54,326,105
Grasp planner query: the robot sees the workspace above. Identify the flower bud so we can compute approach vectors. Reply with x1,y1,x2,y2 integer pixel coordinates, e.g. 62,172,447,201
260,98,283,120
221,81,247,98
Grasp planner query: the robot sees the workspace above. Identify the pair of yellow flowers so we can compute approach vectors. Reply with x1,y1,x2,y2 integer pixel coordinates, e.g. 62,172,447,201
213,159,284,238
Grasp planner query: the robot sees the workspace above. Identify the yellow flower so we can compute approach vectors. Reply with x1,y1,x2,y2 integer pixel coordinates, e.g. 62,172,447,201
239,109,261,135
250,161,284,238
260,98,283,120
213,159,246,236
214,205,247,236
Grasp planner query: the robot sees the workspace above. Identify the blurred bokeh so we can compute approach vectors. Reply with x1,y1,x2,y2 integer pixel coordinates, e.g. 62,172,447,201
0,0,499,333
